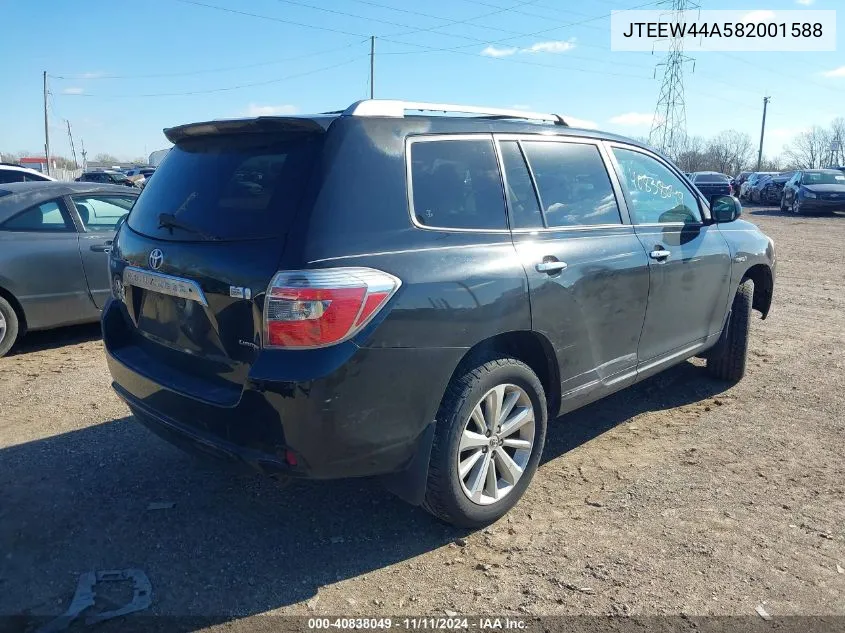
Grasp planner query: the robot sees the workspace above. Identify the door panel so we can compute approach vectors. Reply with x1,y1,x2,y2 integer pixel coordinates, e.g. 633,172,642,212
607,144,732,364
70,194,135,309
498,137,650,409
0,199,96,329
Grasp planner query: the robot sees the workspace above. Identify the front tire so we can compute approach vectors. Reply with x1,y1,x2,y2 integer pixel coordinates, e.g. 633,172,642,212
707,279,753,382
423,356,547,528
793,199,803,215
0,296,20,358
780,195,787,212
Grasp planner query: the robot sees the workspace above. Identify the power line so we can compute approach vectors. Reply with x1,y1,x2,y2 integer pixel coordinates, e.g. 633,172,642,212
380,0,664,56
60,56,365,98
50,40,367,80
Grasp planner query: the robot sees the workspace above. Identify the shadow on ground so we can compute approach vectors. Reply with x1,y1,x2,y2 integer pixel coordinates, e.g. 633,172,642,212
0,361,729,628
8,322,101,356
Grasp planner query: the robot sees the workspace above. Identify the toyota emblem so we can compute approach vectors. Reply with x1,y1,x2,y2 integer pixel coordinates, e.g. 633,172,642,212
149,249,164,270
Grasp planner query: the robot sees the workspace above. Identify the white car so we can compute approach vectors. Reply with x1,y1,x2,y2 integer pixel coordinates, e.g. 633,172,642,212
0,164,56,184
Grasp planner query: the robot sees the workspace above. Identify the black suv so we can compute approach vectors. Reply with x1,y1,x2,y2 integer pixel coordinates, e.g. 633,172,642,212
102,100,776,527
77,170,138,187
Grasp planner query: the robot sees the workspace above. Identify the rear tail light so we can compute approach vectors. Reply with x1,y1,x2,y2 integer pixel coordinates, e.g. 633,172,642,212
263,267,401,349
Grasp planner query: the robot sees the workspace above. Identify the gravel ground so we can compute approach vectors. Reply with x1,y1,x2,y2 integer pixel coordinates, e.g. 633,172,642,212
1,207,843,629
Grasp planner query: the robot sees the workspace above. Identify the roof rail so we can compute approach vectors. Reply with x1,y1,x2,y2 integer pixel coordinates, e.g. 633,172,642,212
343,100,567,126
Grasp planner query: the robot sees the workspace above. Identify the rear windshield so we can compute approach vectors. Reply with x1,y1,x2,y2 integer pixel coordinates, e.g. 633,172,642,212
695,174,729,183
127,133,321,241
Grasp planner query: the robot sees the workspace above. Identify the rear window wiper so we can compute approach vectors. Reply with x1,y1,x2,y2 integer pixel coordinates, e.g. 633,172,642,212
158,213,221,241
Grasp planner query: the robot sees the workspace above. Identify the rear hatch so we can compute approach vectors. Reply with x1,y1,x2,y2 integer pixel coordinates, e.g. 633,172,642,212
694,176,731,197
113,119,325,405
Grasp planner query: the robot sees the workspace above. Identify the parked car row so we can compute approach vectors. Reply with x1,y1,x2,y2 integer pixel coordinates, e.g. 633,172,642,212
728,168,845,213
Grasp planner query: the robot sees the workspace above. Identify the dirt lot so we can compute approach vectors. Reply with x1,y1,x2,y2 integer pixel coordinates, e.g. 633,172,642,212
1,207,843,628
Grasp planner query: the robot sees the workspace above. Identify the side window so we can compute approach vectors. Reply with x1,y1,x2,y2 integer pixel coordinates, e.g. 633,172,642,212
409,139,506,230
1,200,72,232
72,195,134,230
0,171,24,184
522,141,622,227
499,141,542,229
611,147,702,224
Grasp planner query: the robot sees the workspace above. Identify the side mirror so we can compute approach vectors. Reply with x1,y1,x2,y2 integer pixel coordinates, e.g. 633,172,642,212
711,195,742,223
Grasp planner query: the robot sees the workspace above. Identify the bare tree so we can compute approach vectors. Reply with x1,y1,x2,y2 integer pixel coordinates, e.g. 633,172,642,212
94,153,120,164
674,135,708,172
783,126,832,169
705,131,754,175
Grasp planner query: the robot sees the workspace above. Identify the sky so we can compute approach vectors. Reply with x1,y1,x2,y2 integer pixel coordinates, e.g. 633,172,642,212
1,0,842,162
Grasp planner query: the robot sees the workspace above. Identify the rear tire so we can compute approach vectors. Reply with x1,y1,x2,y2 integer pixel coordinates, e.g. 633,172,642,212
423,356,547,528
706,279,753,383
0,296,20,358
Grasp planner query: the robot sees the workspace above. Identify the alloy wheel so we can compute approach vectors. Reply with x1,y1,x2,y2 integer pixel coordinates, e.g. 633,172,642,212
457,384,535,506
0,310,6,346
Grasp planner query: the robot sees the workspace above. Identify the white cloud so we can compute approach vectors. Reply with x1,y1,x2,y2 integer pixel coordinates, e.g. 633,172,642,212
242,103,298,117
742,10,777,22
481,39,576,58
481,45,518,58
796,0,814,5
80,71,105,79
562,115,598,129
510,104,532,110
822,66,845,78
608,112,656,127
523,40,576,54
62,87,84,95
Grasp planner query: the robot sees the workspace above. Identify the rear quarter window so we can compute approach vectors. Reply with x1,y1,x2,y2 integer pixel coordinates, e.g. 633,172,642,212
409,138,506,230
127,133,322,241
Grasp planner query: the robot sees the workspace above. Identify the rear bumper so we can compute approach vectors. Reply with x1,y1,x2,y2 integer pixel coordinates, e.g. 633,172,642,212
103,300,464,480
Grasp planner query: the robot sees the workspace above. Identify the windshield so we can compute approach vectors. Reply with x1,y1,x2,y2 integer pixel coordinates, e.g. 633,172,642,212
127,133,322,241
803,171,845,185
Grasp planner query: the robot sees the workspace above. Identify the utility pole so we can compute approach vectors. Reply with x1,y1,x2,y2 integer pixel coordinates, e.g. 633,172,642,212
43,71,51,176
756,96,770,171
369,36,375,99
66,120,79,169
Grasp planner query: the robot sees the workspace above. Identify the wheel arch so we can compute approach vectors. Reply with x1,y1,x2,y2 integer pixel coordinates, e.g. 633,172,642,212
743,264,773,319
381,330,560,507
0,284,27,335
453,330,561,416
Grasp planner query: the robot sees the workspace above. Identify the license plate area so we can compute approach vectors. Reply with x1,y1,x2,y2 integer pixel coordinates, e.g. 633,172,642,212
123,267,208,306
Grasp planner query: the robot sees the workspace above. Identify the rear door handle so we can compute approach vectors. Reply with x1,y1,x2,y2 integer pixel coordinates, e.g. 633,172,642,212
649,249,671,260
535,260,568,274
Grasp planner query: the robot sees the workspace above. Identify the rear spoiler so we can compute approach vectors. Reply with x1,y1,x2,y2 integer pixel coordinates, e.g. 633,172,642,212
164,117,327,144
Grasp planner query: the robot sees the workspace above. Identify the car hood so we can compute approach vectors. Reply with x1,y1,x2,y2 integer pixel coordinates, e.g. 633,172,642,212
804,184,845,193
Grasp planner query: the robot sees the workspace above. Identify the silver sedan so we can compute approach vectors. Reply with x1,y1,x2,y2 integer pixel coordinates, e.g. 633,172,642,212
0,182,139,356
